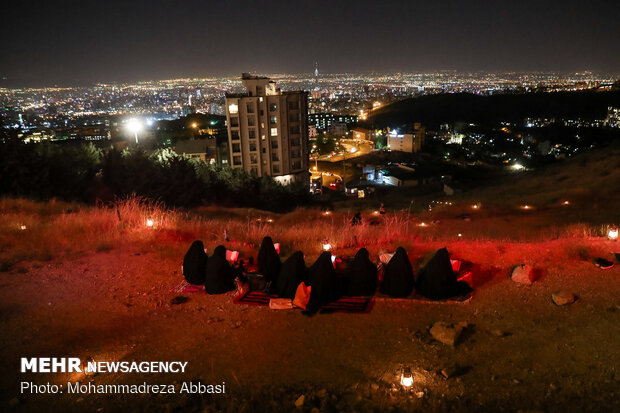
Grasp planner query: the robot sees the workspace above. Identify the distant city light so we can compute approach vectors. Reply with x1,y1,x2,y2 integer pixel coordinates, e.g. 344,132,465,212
512,163,525,170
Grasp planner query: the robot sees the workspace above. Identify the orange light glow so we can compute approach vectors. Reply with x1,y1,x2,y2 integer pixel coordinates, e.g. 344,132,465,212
609,226,618,240
146,218,154,227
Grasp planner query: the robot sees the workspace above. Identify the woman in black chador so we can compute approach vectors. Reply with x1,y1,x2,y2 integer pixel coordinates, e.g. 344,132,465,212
205,245,239,294
416,248,471,299
346,248,378,296
379,247,414,297
274,251,307,299
257,236,281,283
307,251,343,312
183,240,208,285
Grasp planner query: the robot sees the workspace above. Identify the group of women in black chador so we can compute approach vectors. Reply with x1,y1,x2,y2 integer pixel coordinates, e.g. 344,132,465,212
183,236,471,313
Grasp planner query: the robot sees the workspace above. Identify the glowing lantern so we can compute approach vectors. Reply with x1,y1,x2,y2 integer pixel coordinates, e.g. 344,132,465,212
458,233,462,237
226,250,239,262
267,218,274,223
418,222,427,227
563,200,570,205
20,225,27,230
608,226,618,241
373,210,379,215
521,205,531,210
400,366,414,388
322,240,332,251
323,211,331,216
146,218,154,227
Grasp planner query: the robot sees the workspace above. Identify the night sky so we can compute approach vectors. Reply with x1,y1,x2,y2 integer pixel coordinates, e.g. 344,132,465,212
1,0,619,86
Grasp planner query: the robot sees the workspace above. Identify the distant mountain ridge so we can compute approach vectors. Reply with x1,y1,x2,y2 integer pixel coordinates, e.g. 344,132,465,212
363,90,620,129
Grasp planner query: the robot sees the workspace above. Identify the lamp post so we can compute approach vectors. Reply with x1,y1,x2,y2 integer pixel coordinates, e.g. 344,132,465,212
126,118,143,144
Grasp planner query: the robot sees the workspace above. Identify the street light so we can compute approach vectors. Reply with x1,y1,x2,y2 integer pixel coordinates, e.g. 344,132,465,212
126,118,143,144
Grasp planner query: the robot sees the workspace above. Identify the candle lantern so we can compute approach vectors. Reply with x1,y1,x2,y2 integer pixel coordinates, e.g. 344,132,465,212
322,239,332,251
400,366,414,387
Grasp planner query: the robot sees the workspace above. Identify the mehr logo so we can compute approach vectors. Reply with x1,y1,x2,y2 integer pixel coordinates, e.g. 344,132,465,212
21,358,82,373
21,358,189,373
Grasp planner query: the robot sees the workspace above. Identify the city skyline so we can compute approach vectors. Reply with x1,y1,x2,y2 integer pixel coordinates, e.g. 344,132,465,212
2,0,619,87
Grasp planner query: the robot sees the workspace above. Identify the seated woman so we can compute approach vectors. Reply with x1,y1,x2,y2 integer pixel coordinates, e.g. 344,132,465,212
257,236,281,284
416,248,472,299
205,245,244,294
307,251,343,312
183,240,208,285
274,251,307,299
379,246,414,297
346,248,378,296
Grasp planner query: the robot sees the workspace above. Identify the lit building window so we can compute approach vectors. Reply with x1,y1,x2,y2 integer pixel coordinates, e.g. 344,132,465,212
269,103,277,112
228,103,238,114
270,128,278,137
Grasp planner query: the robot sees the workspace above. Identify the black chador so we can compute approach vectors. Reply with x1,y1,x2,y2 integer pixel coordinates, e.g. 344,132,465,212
274,251,307,299
346,248,378,296
257,236,281,283
183,240,208,285
379,247,414,297
205,245,237,294
416,248,471,299
308,251,343,310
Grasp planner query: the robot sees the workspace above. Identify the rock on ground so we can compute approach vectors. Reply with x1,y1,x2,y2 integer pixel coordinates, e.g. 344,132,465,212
552,291,577,306
429,321,468,346
511,264,535,285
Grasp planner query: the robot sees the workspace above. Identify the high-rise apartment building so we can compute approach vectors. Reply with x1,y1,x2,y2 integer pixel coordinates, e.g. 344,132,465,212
224,73,309,186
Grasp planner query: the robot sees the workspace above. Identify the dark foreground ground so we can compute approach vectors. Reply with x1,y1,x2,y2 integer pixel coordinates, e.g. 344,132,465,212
0,239,619,412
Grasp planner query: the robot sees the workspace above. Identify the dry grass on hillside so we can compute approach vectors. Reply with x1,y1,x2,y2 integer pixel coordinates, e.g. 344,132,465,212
1,194,616,273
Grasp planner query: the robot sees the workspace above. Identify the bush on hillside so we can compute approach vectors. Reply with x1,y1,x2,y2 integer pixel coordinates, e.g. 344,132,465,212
0,142,309,212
